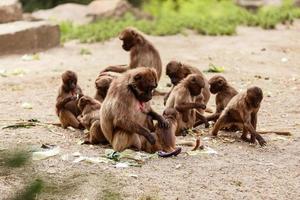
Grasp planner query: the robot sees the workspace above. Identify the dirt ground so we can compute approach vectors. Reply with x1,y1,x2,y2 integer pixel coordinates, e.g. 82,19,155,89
0,20,300,200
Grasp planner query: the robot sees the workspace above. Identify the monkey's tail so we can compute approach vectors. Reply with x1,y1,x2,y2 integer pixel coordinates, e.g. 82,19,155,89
176,138,201,151
257,131,291,136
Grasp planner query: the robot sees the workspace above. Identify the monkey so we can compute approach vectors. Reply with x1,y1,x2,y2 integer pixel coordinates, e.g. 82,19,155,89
199,75,238,125
210,86,266,146
77,95,107,144
164,61,210,115
166,74,208,136
100,67,171,153
56,70,83,129
94,71,120,102
143,108,182,157
102,27,162,81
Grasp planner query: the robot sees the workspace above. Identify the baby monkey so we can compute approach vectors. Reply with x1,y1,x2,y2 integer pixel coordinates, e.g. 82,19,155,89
207,75,238,122
210,86,266,146
56,70,83,129
77,96,107,144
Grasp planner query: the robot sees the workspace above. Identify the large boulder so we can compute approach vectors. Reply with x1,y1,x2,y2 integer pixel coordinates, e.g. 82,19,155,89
32,3,92,25
0,0,23,23
87,0,152,20
0,21,60,55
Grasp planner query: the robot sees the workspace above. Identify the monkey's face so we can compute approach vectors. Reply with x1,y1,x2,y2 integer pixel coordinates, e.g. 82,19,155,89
246,87,263,108
166,61,188,85
187,74,205,96
62,71,78,92
209,76,226,94
119,29,137,51
163,108,179,121
129,68,158,102
95,77,113,97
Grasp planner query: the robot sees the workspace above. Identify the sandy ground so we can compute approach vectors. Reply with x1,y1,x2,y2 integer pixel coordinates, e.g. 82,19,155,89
0,20,300,200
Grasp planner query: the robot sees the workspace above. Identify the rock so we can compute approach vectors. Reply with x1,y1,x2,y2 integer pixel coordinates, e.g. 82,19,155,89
32,3,92,25
87,0,152,20
0,21,60,55
236,0,282,9
0,0,23,23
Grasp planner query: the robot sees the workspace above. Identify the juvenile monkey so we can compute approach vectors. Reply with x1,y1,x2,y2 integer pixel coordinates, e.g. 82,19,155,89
210,86,266,146
77,96,107,144
144,108,182,157
94,71,120,102
56,70,83,129
207,75,238,122
102,27,162,81
164,61,210,114
166,74,207,136
100,67,169,153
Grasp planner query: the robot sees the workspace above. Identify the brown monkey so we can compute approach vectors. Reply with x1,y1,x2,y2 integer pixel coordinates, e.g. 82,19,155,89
164,61,210,114
166,74,207,136
210,86,266,146
94,71,120,102
206,75,238,122
100,67,169,153
56,70,83,129
144,108,182,157
77,96,107,144
102,27,162,81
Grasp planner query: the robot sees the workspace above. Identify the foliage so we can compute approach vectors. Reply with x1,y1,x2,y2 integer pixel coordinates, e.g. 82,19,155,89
13,179,44,200
57,0,300,42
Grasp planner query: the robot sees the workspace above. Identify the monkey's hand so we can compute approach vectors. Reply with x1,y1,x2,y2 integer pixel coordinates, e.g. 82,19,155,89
157,116,170,129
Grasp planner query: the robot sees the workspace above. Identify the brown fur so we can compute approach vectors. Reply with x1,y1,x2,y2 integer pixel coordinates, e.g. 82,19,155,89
210,86,266,146
207,75,238,122
94,71,120,102
144,108,179,153
164,61,210,112
102,27,162,80
100,67,168,152
56,70,83,129
77,96,107,144
166,74,207,136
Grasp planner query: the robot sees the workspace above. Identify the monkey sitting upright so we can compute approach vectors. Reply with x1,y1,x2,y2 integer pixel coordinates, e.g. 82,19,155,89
210,86,266,146
166,74,207,136
100,67,169,153
77,96,107,144
102,27,163,81
207,75,238,122
56,70,83,129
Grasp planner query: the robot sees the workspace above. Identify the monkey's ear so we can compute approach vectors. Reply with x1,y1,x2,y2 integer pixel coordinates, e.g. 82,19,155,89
131,30,137,37
178,62,183,67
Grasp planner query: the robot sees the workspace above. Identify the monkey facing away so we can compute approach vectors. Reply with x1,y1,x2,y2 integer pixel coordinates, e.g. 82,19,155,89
102,27,163,81
94,71,120,103
206,75,238,122
100,67,171,153
56,70,83,129
166,74,207,136
164,61,210,113
210,86,266,146
77,95,107,144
